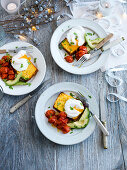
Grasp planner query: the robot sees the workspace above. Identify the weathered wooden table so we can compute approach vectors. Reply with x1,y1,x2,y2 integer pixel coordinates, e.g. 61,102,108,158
0,1,127,170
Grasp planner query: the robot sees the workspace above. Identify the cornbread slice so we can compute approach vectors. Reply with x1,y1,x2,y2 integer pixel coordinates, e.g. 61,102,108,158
54,92,73,112
61,38,79,55
17,55,38,81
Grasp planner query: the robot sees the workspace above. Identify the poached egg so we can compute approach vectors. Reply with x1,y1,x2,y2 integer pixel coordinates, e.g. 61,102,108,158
11,50,29,71
64,98,84,118
67,26,86,46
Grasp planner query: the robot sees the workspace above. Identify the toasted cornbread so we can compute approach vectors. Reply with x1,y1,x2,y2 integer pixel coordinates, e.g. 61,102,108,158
61,38,79,55
17,55,38,81
54,92,73,112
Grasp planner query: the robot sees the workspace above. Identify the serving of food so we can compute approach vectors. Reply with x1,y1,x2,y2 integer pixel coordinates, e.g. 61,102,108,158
59,26,103,63
35,82,99,145
0,50,38,88
0,41,46,95
50,19,109,74
45,92,90,134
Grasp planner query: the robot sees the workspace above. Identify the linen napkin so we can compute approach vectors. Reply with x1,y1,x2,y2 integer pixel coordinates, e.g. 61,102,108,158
65,0,127,71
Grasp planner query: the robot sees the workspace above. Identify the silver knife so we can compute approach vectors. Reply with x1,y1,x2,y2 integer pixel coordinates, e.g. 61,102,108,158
10,79,52,113
100,88,108,149
77,37,125,67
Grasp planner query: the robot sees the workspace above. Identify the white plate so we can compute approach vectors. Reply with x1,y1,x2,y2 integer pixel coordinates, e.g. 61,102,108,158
50,19,109,75
35,82,99,145
0,41,46,96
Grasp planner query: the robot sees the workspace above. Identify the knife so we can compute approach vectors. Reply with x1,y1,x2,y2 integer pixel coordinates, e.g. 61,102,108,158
0,46,33,54
10,79,52,113
77,37,125,67
100,88,108,149
90,33,113,54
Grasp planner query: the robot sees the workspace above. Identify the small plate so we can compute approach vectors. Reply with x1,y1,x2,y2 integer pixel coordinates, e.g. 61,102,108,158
50,19,109,75
35,82,99,145
0,41,46,96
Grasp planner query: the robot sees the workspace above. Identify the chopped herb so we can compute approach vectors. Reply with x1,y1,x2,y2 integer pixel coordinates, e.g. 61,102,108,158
48,106,50,108
34,58,37,63
57,102,61,106
64,53,67,57
59,43,63,50
15,46,18,49
76,97,79,100
70,106,73,110
74,32,77,36
70,131,73,134
27,83,31,86
80,103,83,106
27,61,31,65
69,48,72,51
88,95,92,98
87,33,93,36
20,64,23,68
75,35,78,40
13,61,15,64
93,32,95,35
9,86,13,90
70,93,75,97
70,42,74,45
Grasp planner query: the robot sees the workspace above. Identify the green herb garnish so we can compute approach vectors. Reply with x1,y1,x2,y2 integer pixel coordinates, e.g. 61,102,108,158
70,42,74,45
27,83,31,86
27,61,31,65
59,43,63,50
20,64,23,68
64,53,67,57
80,103,83,106
16,46,18,49
70,93,75,97
87,33,93,36
88,95,92,98
70,106,73,110
34,58,37,63
48,106,50,108
70,131,73,134
9,86,13,90
74,32,77,36
13,61,15,64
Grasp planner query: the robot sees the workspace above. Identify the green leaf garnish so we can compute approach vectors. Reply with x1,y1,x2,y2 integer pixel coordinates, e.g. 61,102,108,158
34,58,37,63
27,83,31,86
87,33,93,36
80,103,83,106
48,106,50,108
88,95,92,98
27,61,31,65
16,46,18,49
70,106,73,110
70,131,73,134
59,43,63,50
20,64,23,68
9,86,13,90
70,42,74,45
70,93,75,97
13,61,15,64
57,103,61,106
74,32,77,36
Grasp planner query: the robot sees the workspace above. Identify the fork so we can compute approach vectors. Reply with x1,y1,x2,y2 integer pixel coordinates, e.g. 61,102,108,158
0,46,33,54
77,91,109,136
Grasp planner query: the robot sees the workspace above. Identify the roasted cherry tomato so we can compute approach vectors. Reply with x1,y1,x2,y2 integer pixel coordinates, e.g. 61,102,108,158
0,67,9,74
79,46,88,53
45,110,55,118
48,116,57,124
8,74,15,80
64,56,74,63
58,112,67,119
62,125,71,134
2,56,9,61
0,59,5,65
2,62,9,67
58,117,69,124
8,69,15,75
1,73,8,79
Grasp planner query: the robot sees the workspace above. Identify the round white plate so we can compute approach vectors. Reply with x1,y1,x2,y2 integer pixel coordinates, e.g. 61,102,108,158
50,19,109,75
35,82,99,145
0,41,46,95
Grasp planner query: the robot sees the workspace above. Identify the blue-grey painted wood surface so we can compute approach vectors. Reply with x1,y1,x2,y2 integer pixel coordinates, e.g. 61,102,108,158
0,0,127,170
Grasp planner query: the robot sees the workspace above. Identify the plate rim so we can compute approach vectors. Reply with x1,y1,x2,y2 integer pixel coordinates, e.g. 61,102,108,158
0,41,46,96
35,82,99,145
50,18,109,75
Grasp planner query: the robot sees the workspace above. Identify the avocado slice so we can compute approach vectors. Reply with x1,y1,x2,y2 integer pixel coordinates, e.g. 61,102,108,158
85,33,104,49
6,72,22,86
67,108,90,129
86,45,91,53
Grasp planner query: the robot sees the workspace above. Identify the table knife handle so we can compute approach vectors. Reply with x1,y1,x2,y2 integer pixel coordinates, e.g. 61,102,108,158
10,95,32,113
92,114,109,136
102,121,108,149
96,33,113,50
0,49,6,54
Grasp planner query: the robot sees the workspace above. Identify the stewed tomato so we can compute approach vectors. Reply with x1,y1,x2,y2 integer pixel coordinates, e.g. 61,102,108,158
58,111,67,119
45,109,55,118
48,115,57,124
79,46,88,53
62,125,71,134
64,56,74,63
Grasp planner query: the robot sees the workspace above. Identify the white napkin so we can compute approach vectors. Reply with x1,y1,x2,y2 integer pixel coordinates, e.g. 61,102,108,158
66,0,127,71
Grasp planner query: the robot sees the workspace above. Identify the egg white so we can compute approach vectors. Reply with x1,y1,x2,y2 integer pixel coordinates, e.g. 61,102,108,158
64,98,84,118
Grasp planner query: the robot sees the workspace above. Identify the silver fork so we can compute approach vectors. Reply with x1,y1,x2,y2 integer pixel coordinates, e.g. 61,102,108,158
77,91,109,136
7,46,33,53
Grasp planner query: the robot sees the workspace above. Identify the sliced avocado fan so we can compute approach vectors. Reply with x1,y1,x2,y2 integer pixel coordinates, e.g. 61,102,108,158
6,72,22,86
67,108,90,129
85,33,104,49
